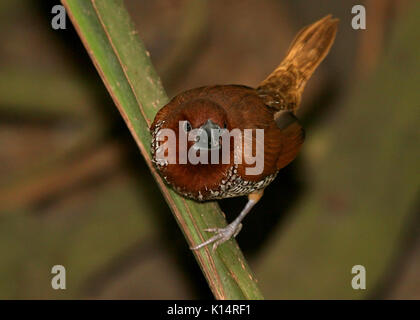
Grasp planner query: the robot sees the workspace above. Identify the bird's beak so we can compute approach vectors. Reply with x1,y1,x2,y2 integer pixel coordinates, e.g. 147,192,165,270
193,119,222,151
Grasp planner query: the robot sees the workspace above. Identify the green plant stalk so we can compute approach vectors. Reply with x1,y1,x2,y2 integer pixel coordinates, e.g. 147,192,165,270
62,0,263,299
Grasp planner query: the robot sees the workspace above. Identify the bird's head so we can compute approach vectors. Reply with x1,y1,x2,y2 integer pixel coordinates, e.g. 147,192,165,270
151,96,234,196
163,98,229,152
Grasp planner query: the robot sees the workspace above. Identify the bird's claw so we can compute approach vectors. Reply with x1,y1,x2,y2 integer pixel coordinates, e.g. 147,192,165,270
191,223,243,251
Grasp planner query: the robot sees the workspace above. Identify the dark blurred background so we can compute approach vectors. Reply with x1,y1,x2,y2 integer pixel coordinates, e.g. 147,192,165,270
0,0,418,299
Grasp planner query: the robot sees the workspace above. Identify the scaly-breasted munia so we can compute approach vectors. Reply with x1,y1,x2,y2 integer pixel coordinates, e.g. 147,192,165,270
151,15,338,250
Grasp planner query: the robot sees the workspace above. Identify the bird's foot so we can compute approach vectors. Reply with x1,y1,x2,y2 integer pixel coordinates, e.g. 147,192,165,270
191,222,243,251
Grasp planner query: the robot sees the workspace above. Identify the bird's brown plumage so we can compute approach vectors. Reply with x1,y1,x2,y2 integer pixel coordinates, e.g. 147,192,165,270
150,15,338,250
151,84,304,201
151,16,338,202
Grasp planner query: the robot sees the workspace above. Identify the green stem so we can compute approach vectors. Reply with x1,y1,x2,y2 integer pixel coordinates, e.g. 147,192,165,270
62,0,263,299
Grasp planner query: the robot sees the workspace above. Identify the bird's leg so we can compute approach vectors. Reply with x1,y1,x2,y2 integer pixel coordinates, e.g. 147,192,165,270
191,190,264,251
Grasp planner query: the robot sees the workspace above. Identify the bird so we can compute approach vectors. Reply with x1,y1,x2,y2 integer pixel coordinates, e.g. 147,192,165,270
150,15,338,250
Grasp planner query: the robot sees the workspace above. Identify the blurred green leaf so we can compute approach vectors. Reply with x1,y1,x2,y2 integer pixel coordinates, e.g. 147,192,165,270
257,3,420,299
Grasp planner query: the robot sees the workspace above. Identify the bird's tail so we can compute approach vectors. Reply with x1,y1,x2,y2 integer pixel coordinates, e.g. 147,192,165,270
257,15,338,111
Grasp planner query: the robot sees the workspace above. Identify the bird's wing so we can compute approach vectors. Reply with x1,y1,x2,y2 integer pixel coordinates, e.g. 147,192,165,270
274,111,305,170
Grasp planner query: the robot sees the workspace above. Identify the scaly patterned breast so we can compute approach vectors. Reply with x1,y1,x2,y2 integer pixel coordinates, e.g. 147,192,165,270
151,120,277,201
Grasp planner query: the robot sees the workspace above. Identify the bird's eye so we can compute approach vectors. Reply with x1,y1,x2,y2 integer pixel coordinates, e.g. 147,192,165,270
183,121,192,132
